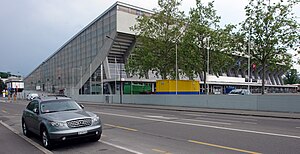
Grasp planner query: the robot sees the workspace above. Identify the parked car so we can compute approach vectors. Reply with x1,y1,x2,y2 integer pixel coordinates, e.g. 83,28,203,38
22,96,102,149
228,89,251,95
26,93,39,101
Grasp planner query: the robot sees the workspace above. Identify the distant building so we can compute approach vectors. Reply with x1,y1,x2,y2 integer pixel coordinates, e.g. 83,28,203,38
24,2,297,96
5,76,24,93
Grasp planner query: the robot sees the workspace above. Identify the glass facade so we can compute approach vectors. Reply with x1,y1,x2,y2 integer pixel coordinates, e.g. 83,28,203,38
25,6,117,94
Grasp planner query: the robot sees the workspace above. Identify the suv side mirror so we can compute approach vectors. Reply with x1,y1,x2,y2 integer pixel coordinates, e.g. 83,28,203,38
79,104,84,109
33,108,39,114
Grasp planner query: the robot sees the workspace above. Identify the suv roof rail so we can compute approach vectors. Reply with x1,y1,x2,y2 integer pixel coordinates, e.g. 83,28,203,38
33,96,41,100
47,94,68,97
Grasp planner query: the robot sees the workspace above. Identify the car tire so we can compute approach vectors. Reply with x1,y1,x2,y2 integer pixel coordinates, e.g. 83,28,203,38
91,134,101,142
22,120,31,137
41,128,53,149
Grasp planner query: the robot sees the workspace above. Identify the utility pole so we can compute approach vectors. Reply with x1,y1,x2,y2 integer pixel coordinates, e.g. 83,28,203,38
206,37,210,95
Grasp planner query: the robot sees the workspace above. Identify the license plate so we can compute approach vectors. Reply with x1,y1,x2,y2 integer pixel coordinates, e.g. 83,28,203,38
78,130,87,135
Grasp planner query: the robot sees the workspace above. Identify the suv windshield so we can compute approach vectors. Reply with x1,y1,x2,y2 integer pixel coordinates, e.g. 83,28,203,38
41,100,82,113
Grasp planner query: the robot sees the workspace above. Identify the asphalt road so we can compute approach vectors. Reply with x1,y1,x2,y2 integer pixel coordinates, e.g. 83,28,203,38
1,98,300,154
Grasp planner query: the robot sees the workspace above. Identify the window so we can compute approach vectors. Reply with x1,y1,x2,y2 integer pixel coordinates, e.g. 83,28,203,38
26,100,39,112
41,100,81,113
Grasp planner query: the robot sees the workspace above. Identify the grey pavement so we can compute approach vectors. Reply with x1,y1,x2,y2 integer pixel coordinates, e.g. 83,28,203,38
80,101,300,119
0,122,44,154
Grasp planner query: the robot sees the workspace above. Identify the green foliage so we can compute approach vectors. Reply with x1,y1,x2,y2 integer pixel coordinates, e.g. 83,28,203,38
180,0,235,78
0,79,5,92
239,0,300,94
0,72,11,78
128,0,186,79
128,0,235,80
283,69,299,84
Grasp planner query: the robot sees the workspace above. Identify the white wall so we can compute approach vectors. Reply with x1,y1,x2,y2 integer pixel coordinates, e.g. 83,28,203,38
117,11,137,35
207,75,245,83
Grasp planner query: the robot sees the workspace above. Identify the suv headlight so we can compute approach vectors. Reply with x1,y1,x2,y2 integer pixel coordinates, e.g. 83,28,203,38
92,116,100,124
49,121,66,127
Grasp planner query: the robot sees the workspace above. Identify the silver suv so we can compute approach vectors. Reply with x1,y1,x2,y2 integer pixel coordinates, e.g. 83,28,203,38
22,96,102,149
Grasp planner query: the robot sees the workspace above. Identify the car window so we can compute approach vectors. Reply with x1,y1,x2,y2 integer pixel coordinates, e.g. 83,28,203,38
41,100,81,113
26,100,39,112
230,90,241,94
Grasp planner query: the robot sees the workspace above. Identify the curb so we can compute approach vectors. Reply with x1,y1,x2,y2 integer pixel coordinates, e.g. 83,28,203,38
80,101,300,120
0,120,53,154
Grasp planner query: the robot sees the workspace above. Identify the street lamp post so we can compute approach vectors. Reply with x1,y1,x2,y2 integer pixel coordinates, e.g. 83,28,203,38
106,35,123,104
101,63,103,95
206,37,210,95
174,24,189,95
247,36,251,92
176,42,178,95
89,63,92,95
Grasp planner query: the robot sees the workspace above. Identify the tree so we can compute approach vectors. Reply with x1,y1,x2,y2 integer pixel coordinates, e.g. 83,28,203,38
127,0,186,79
283,69,299,84
239,0,300,94
0,72,11,78
0,79,5,92
181,0,235,93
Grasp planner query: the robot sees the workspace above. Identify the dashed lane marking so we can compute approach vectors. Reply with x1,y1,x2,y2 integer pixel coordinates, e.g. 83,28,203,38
104,124,138,132
99,140,143,154
152,148,172,154
188,140,261,154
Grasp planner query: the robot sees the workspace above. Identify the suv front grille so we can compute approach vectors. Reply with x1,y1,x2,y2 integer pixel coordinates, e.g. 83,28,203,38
67,118,92,128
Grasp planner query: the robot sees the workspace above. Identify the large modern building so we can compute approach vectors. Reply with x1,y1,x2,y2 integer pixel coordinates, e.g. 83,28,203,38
24,1,297,96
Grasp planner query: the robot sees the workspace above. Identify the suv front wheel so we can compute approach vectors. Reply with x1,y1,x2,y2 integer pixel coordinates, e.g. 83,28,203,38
22,120,30,137
41,128,53,149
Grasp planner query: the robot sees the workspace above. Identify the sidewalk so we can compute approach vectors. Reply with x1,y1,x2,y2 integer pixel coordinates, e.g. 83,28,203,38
0,97,26,104
81,101,300,119
0,122,44,154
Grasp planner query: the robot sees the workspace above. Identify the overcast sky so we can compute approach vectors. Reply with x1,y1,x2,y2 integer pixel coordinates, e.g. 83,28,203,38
0,0,299,76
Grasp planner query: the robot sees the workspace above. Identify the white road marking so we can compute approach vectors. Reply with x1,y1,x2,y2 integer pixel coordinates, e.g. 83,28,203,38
96,111,300,139
208,115,258,122
0,115,21,118
0,100,6,103
144,115,177,120
180,118,231,125
193,117,240,123
0,120,53,154
183,113,241,123
244,122,257,125
99,140,144,154
296,127,300,129
184,113,207,117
